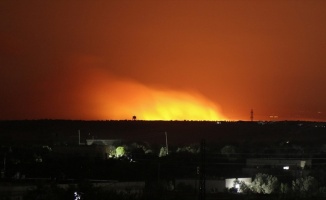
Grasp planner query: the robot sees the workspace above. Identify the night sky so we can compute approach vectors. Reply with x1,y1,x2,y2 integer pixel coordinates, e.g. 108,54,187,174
1,0,326,121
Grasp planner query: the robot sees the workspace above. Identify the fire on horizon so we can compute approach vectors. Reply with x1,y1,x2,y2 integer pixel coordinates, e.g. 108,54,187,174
0,1,326,121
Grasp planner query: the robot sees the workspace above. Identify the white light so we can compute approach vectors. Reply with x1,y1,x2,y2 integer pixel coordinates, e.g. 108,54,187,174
283,166,289,170
74,192,81,200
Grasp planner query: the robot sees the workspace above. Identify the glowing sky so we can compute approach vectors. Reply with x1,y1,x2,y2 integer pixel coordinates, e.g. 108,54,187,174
1,0,326,121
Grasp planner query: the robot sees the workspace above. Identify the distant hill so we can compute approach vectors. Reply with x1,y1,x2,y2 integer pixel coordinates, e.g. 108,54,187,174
0,120,325,146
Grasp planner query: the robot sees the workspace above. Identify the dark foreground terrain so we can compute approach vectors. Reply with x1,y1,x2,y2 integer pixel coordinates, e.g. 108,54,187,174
1,120,326,199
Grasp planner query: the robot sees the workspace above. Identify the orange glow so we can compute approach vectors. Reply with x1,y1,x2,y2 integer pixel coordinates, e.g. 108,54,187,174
61,57,227,121
1,1,326,121
2,1,326,121
102,84,226,121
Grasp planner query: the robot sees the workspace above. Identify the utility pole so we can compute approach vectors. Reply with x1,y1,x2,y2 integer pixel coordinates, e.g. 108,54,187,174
199,139,206,200
165,132,168,155
250,109,254,122
3,153,6,174
78,130,81,145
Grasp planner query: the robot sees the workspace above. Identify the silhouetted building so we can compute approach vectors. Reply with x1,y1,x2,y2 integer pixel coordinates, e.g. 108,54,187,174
86,139,121,146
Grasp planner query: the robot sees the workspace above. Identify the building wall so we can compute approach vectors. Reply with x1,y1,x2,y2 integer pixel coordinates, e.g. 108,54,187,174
175,179,226,193
246,159,311,169
225,178,252,189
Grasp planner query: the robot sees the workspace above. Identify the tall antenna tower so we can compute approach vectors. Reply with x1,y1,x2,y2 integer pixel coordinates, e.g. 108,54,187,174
250,109,254,122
